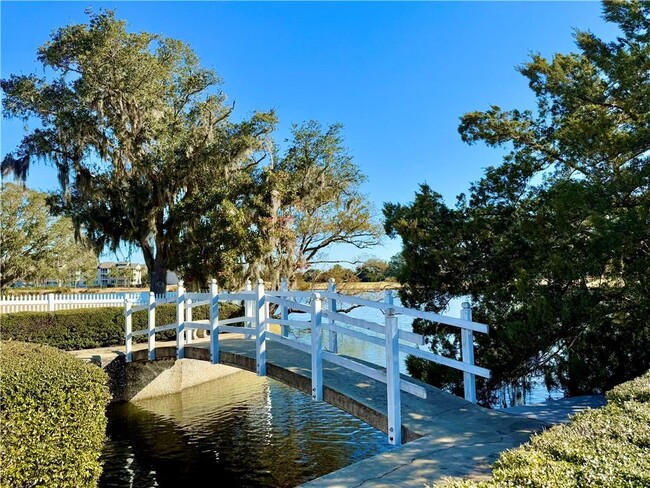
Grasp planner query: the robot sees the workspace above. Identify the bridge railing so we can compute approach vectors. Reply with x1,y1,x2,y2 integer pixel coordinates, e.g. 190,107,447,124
124,277,490,445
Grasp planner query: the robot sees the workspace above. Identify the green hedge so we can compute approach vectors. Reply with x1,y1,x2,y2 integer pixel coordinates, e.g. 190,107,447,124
442,370,650,488
0,341,110,488
607,371,650,405
0,302,241,350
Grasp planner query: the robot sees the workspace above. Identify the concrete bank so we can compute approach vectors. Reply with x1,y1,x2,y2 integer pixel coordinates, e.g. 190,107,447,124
69,339,242,402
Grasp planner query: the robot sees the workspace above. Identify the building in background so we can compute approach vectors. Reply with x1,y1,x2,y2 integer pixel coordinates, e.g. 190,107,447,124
166,270,179,286
96,262,143,287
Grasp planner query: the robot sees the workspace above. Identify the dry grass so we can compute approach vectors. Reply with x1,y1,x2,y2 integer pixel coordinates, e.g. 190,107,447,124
297,281,400,292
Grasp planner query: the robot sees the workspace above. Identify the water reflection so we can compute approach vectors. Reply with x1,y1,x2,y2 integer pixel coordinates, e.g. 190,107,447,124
100,371,391,488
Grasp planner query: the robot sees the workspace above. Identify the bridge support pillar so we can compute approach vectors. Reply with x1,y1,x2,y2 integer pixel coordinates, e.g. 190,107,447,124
244,279,253,339
210,280,220,364
124,299,133,363
147,292,156,361
461,302,477,403
185,299,193,344
256,279,267,376
311,293,323,401
327,279,338,353
385,309,401,445
280,277,290,337
176,281,185,360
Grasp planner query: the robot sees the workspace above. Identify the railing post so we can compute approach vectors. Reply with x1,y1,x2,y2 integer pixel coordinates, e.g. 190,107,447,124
280,277,289,337
327,278,338,353
47,293,54,312
124,299,133,363
461,302,477,403
255,279,267,376
210,279,220,365
148,292,156,361
384,289,394,307
185,298,193,344
245,279,253,339
385,306,401,445
176,281,186,360
311,293,324,401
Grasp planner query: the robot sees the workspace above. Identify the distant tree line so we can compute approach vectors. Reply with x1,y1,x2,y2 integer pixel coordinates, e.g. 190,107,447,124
299,255,403,284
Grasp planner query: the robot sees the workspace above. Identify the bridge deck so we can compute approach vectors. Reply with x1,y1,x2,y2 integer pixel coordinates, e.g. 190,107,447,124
127,337,547,486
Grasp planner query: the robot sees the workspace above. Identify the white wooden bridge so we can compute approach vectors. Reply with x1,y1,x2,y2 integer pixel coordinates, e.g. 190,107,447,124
124,278,491,445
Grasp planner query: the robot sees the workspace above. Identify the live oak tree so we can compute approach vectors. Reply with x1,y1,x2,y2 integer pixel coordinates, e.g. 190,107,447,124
0,183,97,289
1,184,52,289
175,121,382,290
256,122,382,288
172,161,266,289
385,1,650,402
1,10,275,294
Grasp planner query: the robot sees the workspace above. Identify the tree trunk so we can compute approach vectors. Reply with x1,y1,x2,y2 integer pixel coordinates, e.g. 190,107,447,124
150,258,168,295
140,238,169,295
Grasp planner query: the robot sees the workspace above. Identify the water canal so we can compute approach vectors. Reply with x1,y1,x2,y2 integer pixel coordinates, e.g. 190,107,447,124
99,371,391,487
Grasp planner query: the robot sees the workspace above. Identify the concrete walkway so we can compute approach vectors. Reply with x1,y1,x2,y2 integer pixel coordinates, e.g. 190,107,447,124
504,394,606,424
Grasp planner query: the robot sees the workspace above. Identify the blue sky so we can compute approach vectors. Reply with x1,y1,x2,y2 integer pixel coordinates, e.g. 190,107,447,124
1,1,618,266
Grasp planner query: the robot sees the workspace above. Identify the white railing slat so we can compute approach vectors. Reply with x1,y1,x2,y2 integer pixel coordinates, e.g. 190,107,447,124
184,320,211,331
322,309,384,334
322,322,384,346
266,318,311,329
219,292,255,301
154,323,177,333
267,332,311,354
219,325,257,335
265,295,311,313
322,351,427,399
185,299,210,309
219,316,255,326
400,344,490,378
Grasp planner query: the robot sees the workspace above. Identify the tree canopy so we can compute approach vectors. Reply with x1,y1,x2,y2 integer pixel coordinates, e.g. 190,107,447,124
2,11,379,293
1,9,275,294
256,122,382,288
173,121,382,289
385,0,650,402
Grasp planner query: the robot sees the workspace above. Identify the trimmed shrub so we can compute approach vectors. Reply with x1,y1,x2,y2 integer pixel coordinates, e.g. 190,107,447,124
607,371,650,405
0,302,241,350
441,370,650,488
0,341,110,488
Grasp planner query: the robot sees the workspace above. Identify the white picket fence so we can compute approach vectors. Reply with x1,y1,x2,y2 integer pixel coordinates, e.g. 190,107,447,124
0,292,173,314
125,278,491,446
